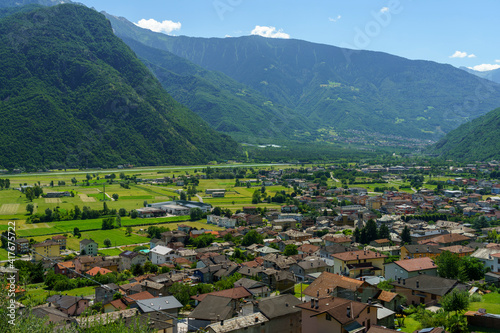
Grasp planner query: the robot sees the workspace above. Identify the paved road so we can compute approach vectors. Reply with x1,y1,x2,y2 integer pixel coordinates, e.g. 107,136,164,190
195,194,203,203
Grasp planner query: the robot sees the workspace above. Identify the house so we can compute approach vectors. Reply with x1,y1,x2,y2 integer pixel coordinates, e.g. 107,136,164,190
74,255,104,274
141,280,169,297
376,290,401,312
119,250,148,271
188,295,238,330
54,261,76,278
95,283,120,305
135,295,182,332
51,235,67,250
46,295,90,316
471,248,500,272
324,236,352,247
14,238,30,255
289,258,328,282
332,250,387,278
297,244,321,256
86,266,112,277
79,239,98,256
191,286,253,304
257,294,302,333
303,271,379,303
32,240,60,262
150,245,177,265
103,298,128,313
31,307,77,329
296,297,377,333
418,233,471,247
438,245,474,257
369,239,391,248
206,312,269,333
136,207,165,218
384,257,438,280
390,275,467,306
122,291,156,308
400,245,441,259
233,278,271,298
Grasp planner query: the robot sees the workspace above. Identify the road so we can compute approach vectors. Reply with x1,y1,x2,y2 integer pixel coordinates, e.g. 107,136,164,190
195,194,203,203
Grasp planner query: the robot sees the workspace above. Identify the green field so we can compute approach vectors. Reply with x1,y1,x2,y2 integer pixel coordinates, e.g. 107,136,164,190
468,292,500,314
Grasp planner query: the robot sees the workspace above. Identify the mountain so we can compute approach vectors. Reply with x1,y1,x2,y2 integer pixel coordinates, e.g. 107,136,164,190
116,35,311,143
0,4,240,170
460,67,500,84
428,107,500,161
106,16,500,141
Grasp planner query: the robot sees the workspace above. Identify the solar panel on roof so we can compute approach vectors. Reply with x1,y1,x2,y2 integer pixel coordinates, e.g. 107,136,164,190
419,328,434,333
124,251,132,255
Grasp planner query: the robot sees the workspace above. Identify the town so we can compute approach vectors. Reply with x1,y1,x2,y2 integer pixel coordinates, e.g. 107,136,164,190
2,161,500,333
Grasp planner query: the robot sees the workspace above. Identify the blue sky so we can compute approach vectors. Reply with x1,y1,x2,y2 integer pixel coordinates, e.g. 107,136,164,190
77,0,499,71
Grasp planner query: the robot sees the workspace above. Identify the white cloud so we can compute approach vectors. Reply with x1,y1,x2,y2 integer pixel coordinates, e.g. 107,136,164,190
134,18,181,34
251,25,290,39
468,64,500,72
496,59,500,63
450,50,468,58
468,54,476,58
225,35,232,38
380,7,389,13
328,15,342,22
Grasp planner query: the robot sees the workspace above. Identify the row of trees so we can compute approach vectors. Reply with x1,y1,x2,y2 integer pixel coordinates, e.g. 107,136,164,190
353,219,391,244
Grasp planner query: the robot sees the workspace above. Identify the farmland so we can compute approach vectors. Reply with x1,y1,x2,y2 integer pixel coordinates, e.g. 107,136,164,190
0,163,292,258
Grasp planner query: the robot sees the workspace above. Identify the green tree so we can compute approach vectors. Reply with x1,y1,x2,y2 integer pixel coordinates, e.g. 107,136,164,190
126,226,133,236
284,244,298,256
457,256,485,282
26,203,34,215
71,177,77,185
25,187,35,201
442,290,470,314
242,230,264,246
378,224,390,240
365,219,378,242
180,191,187,201
401,226,411,244
118,208,127,216
190,208,203,221
130,210,138,219
103,238,111,247
115,214,122,228
73,227,81,238
112,193,119,200
436,251,460,279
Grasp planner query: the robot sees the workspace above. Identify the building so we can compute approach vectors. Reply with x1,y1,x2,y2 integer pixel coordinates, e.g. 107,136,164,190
390,275,467,306
206,313,269,333
296,297,377,333
257,294,302,333
136,296,183,333
150,245,177,265
400,245,441,259
332,250,387,278
32,240,60,261
46,295,90,316
119,250,148,271
14,238,30,255
51,235,67,250
79,239,98,256
384,257,438,280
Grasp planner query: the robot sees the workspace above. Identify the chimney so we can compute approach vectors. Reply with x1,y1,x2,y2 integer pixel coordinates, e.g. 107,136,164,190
255,316,259,323
315,299,319,309
357,297,361,302
416,280,419,288
368,297,372,305
221,319,224,326
347,306,351,318
317,291,320,297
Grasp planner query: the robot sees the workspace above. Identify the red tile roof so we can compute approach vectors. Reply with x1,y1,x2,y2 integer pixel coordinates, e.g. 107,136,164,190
393,257,436,272
377,290,397,302
303,272,365,298
123,291,155,304
86,267,112,276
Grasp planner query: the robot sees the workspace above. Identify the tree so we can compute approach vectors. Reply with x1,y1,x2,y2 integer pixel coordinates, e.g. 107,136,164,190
242,230,264,246
190,208,203,221
457,256,485,282
101,217,115,230
45,208,53,221
365,219,378,243
401,226,411,244
284,244,298,256
131,264,144,276
103,238,111,247
126,226,133,236
25,187,35,201
71,177,77,185
116,214,122,228
130,210,138,219
118,208,127,216
112,193,119,200
441,290,470,314
436,251,460,279
378,224,390,240
26,203,34,215
73,227,81,238
353,227,361,242
180,191,187,201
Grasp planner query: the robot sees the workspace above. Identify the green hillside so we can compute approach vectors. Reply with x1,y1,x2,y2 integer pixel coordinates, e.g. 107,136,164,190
0,4,240,170
106,17,500,140
428,107,500,161
119,36,311,143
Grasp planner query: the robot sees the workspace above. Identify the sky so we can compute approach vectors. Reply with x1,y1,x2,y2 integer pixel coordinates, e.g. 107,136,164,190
75,0,499,71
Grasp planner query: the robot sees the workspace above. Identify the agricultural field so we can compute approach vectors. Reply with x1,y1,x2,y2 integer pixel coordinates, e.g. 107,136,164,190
0,163,294,258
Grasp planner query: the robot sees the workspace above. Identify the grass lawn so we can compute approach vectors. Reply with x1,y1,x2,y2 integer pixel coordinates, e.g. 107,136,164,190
468,292,500,314
98,248,124,256
398,315,421,333
294,283,309,299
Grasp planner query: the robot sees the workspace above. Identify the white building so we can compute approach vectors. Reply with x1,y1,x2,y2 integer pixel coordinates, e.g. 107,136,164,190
149,245,178,265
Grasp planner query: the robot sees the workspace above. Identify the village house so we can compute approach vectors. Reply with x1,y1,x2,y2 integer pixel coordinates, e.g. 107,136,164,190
332,250,387,278
119,250,148,271
79,239,98,256
150,245,177,265
46,295,90,316
384,257,438,280
297,297,378,333
32,240,60,262
51,235,67,250
391,275,467,306
400,245,442,259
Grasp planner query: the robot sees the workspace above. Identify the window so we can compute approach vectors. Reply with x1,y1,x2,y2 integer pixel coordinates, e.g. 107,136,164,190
367,306,370,314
